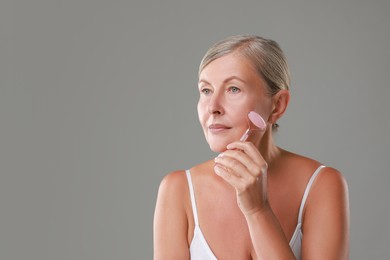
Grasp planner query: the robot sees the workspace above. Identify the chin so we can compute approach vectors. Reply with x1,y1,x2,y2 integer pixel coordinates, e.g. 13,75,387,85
208,141,229,153
209,146,226,153
206,133,242,152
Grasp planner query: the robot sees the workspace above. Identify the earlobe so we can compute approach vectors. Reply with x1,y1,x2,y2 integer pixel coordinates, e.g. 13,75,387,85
269,90,290,124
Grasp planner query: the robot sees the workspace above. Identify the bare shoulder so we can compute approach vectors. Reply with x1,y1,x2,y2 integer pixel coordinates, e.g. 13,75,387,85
278,149,350,258
314,166,348,195
282,149,349,206
277,149,324,179
156,169,190,211
159,170,188,193
302,166,350,259
305,166,349,220
156,160,213,212
154,170,191,259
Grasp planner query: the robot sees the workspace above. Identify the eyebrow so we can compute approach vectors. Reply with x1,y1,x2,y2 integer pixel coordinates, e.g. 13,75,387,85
198,76,247,86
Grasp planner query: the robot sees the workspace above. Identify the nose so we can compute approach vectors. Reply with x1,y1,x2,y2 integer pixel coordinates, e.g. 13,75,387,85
207,91,224,115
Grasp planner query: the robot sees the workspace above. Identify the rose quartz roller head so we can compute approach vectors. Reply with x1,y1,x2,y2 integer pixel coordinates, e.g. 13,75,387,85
240,111,266,141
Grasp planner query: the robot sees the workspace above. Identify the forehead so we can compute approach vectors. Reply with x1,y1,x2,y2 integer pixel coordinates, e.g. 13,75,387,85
199,52,261,85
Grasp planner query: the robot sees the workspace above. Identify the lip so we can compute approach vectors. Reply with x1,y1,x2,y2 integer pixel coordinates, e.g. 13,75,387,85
208,124,232,133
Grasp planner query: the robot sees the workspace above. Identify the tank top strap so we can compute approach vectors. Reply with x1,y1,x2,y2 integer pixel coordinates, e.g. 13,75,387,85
185,170,199,226
297,165,326,224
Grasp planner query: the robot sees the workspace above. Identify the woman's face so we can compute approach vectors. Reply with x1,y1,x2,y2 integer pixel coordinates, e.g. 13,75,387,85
197,52,273,152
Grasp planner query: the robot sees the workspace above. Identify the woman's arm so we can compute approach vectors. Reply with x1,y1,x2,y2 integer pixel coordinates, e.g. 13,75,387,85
301,167,350,259
214,141,350,259
153,171,190,260
244,206,297,259
244,167,350,260
214,142,296,259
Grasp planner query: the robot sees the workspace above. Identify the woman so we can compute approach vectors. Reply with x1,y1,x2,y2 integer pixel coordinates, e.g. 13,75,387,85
154,35,349,259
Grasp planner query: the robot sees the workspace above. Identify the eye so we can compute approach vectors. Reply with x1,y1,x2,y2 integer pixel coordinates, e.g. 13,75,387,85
229,86,241,93
201,88,212,95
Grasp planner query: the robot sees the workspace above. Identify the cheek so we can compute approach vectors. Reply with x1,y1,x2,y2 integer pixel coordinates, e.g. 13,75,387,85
254,100,273,122
230,100,255,121
197,101,206,125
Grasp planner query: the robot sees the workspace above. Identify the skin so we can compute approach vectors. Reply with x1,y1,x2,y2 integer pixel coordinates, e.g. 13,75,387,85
154,51,350,259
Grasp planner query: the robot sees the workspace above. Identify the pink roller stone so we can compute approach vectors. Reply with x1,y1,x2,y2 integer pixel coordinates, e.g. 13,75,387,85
240,111,266,141
248,111,266,130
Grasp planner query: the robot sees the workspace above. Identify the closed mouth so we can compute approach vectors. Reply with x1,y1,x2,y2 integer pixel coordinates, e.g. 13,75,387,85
208,124,232,132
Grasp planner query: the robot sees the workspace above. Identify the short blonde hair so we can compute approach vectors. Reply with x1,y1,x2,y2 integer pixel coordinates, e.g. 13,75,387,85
199,35,290,95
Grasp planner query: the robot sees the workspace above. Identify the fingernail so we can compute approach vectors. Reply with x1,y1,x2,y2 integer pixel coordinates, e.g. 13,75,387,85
214,165,221,175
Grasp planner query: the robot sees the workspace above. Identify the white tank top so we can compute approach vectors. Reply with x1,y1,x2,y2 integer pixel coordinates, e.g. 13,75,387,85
185,165,325,260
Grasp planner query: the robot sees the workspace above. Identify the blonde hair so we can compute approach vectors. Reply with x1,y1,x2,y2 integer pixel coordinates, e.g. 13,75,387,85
199,35,290,95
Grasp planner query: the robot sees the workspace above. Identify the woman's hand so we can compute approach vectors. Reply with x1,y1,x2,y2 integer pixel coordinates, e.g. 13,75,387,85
214,141,268,215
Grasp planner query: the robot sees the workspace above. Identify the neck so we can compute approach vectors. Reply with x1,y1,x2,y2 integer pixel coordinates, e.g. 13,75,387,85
258,127,281,165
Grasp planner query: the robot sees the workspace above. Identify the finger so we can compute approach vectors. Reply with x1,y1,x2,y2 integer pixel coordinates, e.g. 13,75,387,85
226,141,261,161
218,149,263,178
214,162,264,196
214,155,254,183
214,163,242,187
224,142,268,175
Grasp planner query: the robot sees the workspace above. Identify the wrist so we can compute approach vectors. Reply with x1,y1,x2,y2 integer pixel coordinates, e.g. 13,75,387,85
242,201,272,218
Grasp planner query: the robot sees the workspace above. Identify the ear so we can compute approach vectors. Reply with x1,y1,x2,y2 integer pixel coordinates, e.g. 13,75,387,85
269,90,290,124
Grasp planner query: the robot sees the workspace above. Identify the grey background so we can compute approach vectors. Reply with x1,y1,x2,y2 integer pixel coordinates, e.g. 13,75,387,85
1,0,389,259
